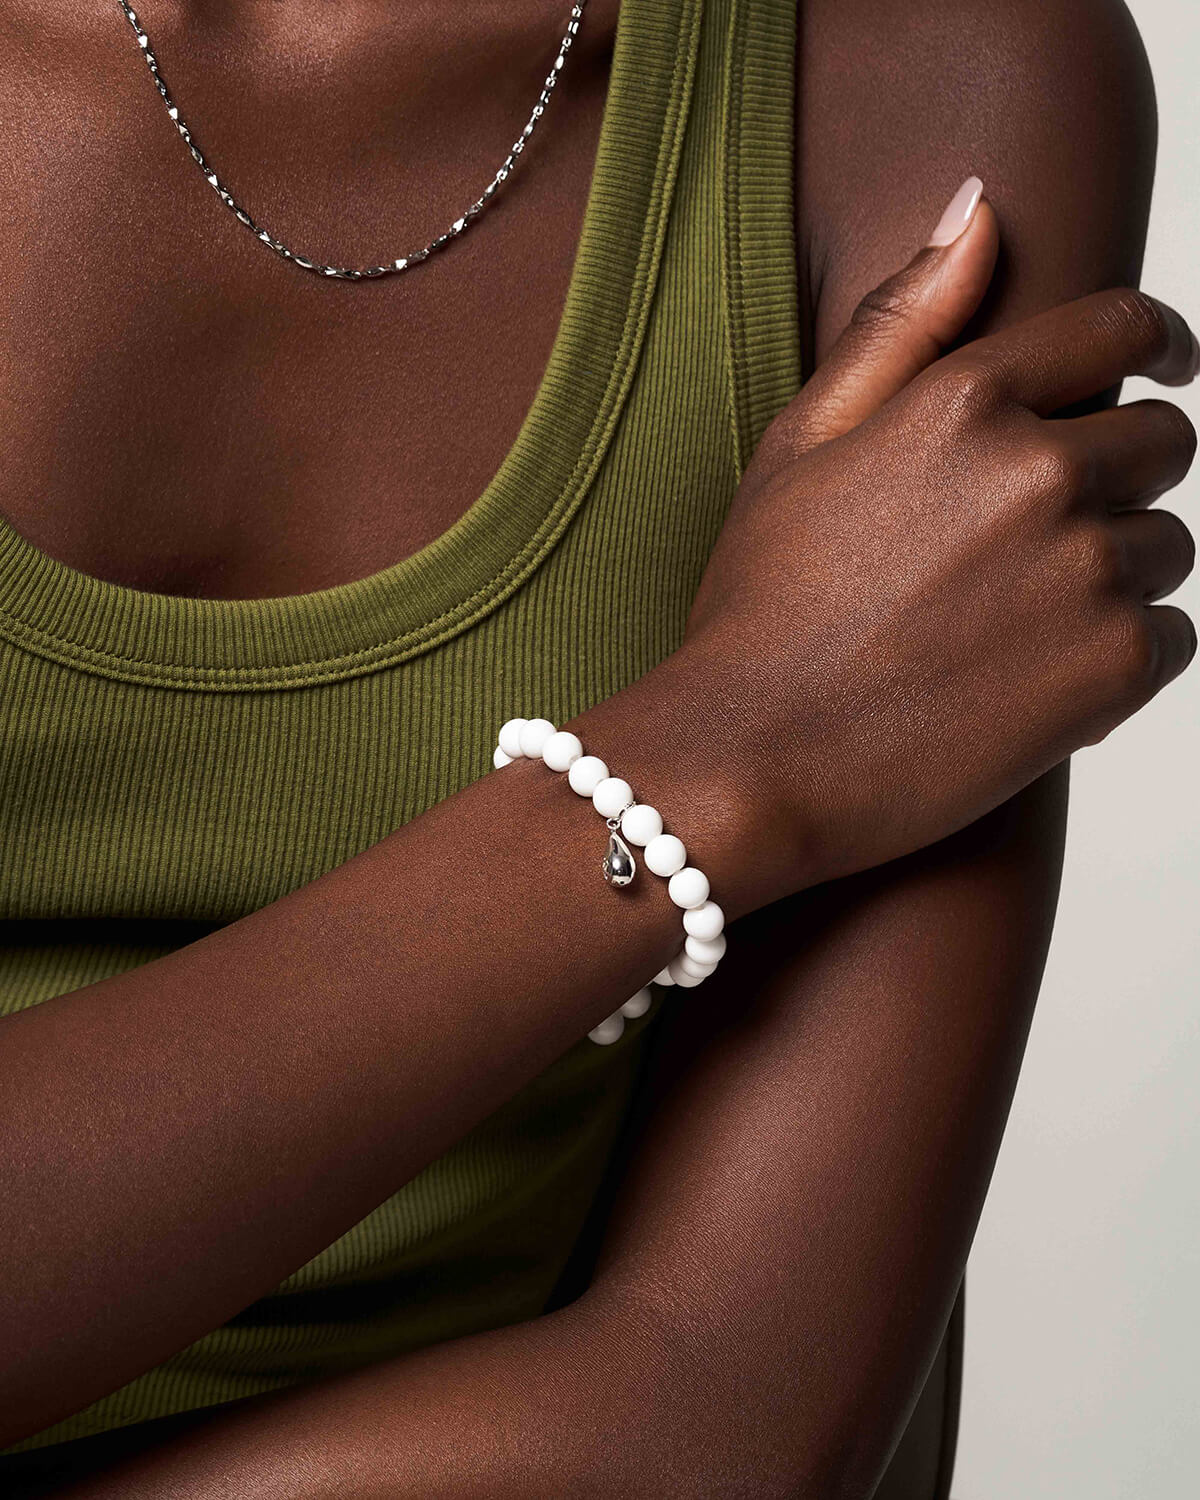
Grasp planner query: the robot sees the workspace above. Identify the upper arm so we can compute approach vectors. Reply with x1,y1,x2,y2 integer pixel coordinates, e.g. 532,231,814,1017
799,0,1156,359
582,4,1158,1493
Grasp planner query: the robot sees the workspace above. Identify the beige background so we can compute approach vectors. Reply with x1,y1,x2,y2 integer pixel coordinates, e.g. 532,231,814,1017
954,2,1200,1494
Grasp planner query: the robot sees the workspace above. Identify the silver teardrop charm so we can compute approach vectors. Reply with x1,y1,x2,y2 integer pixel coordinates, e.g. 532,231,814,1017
602,829,636,887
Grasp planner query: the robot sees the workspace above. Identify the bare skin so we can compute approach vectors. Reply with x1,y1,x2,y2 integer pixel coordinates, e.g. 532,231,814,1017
0,0,619,598
0,0,1195,1495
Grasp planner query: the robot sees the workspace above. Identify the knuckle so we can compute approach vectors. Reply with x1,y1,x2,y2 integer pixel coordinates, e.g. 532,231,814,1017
1180,609,1199,672
1073,519,1123,593
1161,510,1196,581
1162,401,1199,466
1176,514,1196,574
1107,287,1171,364
926,357,1001,427
849,273,922,336
1034,437,1092,504
1106,606,1159,703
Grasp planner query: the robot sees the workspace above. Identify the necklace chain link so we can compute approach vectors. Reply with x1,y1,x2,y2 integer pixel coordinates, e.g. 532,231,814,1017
116,1,588,280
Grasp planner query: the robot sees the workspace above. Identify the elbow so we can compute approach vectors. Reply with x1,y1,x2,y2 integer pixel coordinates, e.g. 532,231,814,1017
581,1289,888,1500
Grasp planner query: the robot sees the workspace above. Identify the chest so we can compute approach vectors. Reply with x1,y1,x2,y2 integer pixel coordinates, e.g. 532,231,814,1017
0,0,616,599
0,0,749,928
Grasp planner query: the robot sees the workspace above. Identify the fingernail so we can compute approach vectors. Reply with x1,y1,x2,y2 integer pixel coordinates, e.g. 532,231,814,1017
927,175,984,247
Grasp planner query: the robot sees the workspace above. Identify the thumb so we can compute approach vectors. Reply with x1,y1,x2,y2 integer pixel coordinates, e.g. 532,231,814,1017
793,176,999,449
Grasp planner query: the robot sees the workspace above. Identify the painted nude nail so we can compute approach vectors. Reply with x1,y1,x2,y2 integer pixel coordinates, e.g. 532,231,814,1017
927,176,984,247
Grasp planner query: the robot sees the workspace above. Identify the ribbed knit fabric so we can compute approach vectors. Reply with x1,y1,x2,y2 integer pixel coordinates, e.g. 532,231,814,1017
0,0,801,1458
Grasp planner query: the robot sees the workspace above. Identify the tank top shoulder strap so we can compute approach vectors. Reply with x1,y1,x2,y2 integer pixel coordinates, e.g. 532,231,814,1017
716,0,803,469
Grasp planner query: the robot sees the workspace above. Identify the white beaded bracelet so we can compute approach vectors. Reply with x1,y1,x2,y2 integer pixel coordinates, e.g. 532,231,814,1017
494,717,726,1047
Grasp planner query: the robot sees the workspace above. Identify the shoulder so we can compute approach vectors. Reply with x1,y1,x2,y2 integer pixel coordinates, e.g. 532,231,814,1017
795,0,1156,235
795,0,1157,349
797,0,1153,115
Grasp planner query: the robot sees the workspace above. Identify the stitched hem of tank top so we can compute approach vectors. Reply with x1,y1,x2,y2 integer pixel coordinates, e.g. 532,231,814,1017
717,9,744,474
0,0,703,694
720,0,802,474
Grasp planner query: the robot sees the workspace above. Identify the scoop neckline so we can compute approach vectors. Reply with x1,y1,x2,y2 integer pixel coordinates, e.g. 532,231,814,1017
0,0,702,692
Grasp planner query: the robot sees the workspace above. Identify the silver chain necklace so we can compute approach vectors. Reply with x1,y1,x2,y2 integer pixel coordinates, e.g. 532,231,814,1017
116,1,588,281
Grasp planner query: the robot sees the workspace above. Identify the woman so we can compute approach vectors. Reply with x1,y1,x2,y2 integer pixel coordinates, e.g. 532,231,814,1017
0,0,1193,1494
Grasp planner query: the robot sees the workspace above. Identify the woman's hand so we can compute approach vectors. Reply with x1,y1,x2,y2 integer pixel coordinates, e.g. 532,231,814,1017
689,186,1197,891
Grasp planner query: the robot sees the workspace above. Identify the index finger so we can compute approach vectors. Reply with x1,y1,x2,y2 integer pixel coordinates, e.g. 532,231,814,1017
947,288,1199,415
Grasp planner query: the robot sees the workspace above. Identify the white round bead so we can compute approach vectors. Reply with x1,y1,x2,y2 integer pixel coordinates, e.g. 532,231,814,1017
621,988,653,1019
653,966,676,986
644,833,687,878
683,901,725,942
685,932,727,965
568,755,609,797
668,866,710,910
592,776,634,820
588,1012,625,1046
493,745,514,769
541,730,584,772
678,953,717,980
667,957,706,987
518,718,556,759
620,803,663,848
497,718,529,759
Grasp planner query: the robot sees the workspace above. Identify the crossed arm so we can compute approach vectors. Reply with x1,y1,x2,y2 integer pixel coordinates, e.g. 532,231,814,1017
49,1,1157,1494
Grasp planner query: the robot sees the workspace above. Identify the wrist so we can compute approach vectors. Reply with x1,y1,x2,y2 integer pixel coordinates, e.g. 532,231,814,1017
565,636,818,921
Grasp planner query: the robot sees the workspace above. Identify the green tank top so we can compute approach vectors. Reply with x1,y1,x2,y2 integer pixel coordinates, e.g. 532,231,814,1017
0,0,800,1457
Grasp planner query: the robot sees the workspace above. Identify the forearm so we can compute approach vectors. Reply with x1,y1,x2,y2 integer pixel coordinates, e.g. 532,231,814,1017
46,774,1067,1500
0,641,773,1446
573,0,1162,1481
584,767,1069,1497
6,0,1171,1460
51,1297,656,1500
